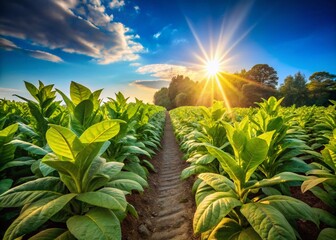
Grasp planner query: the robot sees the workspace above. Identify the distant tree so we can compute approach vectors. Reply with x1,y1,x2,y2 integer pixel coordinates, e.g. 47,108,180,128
279,72,308,106
307,71,336,106
168,75,196,107
175,92,189,107
153,87,172,109
309,71,336,82
247,64,278,88
241,83,276,107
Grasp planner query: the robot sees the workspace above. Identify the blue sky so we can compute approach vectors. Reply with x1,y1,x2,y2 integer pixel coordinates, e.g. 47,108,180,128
0,0,335,103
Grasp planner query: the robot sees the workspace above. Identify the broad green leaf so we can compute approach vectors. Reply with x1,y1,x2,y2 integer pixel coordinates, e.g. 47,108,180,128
246,172,308,190
10,139,49,155
74,99,93,125
0,159,35,172
67,208,121,240
28,228,67,240
106,179,144,193
76,187,126,211
123,162,147,179
195,154,215,164
46,125,83,160
208,218,243,240
0,177,65,207
70,81,92,105
317,228,336,240
4,194,76,240
122,145,151,157
241,137,268,182
80,120,121,144
0,123,18,139
310,186,336,209
110,171,148,188
313,208,336,227
231,227,262,240
206,145,243,184
0,179,13,195
56,89,75,112
241,203,296,240
259,195,319,225
24,81,38,101
193,192,242,233
258,130,275,147
195,181,217,205
198,173,235,192
181,165,214,180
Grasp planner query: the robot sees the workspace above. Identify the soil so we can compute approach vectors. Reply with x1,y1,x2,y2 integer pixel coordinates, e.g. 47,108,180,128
122,112,199,240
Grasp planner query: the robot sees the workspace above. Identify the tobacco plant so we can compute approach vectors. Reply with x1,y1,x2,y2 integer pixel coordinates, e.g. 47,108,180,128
193,120,318,239
0,120,142,239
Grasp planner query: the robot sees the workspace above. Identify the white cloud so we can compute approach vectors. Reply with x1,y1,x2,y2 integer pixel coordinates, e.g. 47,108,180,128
136,64,198,80
109,0,125,9
153,24,173,39
0,38,63,63
134,6,140,13
130,62,141,67
130,79,170,90
0,0,143,64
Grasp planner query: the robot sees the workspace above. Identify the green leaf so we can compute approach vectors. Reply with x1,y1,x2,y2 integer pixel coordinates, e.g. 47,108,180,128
46,125,83,160
74,99,93,125
198,173,236,192
0,177,65,207
80,120,121,144
317,228,336,240
246,172,308,190
70,81,92,105
56,89,75,112
10,139,49,155
242,137,268,182
193,192,242,233
259,195,319,225
24,81,39,101
206,145,243,184
241,203,296,240
122,145,151,157
106,179,144,193
4,194,76,240
67,208,121,240
181,165,214,180
28,228,68,240
76,187,127,211
110,171,148,188
207,218,243,240
0,179,13,195
313,208,336,227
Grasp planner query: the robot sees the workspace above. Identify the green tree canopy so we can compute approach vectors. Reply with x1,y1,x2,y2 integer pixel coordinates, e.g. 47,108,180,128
280,72,308,106
153,87,172,110
247,64,278,89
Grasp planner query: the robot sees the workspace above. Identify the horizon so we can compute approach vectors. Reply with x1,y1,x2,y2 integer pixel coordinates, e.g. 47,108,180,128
0,0,335,103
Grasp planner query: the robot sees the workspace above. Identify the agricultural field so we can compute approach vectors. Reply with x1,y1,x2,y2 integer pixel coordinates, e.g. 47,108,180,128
0,81,166,239
0,81,335,240
170,97,336,240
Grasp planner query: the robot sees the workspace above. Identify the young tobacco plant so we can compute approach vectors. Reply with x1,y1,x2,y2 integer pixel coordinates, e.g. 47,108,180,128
0,120,142,240
193,119,318,239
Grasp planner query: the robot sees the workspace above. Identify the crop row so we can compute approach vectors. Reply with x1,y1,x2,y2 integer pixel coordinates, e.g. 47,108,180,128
170,97,336,240
0,81,165,240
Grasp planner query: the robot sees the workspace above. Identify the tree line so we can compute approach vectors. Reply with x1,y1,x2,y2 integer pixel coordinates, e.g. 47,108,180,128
153,64,336,109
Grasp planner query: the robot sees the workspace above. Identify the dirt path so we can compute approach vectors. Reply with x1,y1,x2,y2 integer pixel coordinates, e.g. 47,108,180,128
122,112,198,240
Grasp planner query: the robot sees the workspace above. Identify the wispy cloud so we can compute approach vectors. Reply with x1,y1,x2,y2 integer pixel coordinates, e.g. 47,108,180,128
136,64,198,80
130,80,170,90
0,0,143,64
153,24,174,39
0,38,63,63
109,0,125,9
130,62,141,67
134,6,140,13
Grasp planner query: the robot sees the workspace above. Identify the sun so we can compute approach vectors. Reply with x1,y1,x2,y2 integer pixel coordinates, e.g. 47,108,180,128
205,59,220,77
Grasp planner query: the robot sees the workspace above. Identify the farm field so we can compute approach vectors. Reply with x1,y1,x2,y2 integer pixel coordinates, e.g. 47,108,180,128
0,80,336,240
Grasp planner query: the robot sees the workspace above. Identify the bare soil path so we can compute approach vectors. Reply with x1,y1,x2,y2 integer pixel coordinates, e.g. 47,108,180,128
122,112,198,240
